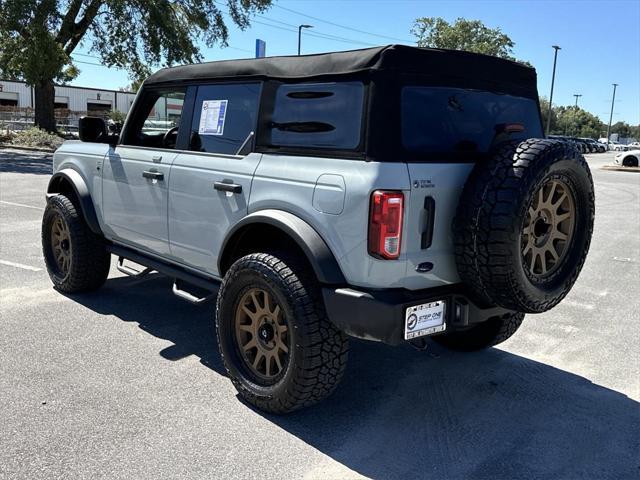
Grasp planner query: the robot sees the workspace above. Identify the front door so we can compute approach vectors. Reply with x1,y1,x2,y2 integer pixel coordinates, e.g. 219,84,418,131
102,88,186,255
167,82,262,276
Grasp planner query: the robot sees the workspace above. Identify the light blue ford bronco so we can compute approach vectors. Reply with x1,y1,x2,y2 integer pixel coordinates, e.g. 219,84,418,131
42,45,595,413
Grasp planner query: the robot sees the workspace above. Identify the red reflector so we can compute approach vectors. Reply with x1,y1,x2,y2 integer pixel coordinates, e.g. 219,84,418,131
368,190,404,260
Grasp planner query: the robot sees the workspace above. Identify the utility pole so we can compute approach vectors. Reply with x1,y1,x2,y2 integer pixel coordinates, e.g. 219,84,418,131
573,94,582,108
605,83,618,143
297,24,313,55
546,45,561,136
572,94,582,136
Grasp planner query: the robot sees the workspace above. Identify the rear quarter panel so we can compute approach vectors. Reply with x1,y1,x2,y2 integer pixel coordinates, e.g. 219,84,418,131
249,154,410,289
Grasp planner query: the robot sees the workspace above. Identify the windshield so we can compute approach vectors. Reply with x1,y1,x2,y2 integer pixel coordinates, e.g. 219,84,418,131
401,86,543,154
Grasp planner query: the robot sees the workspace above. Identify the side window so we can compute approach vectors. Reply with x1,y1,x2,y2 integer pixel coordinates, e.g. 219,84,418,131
122,89,185,149
270,82,364,150
189,83,261,155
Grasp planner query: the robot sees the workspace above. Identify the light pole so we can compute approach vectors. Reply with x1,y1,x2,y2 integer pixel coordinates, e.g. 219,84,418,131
572,94,582,136
546,45,561,136
605,83,618,143
573,94,582,108
297,24,313,56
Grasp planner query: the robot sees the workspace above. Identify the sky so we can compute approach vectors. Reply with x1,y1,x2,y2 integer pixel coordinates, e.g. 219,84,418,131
71,0,640,125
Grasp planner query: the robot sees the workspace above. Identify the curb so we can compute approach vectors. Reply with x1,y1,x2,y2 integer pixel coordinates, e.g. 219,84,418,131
601,164,640,173
0,144,55,154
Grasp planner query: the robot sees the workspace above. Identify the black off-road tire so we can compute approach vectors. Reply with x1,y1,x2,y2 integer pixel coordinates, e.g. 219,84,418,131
454,139,595,313
42,194,110,292
216,252,349,414
433,312,525,352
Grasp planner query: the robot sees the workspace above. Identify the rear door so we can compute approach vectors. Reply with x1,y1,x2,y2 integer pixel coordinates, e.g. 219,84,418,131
167,82,262,276
400,86,544,289
102,88,187,255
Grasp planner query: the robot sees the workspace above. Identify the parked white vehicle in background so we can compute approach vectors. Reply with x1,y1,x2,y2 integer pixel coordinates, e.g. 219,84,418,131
615,149,640,167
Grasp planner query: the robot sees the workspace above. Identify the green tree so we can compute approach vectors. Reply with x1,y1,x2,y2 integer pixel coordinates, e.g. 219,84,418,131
611,121,632,138
554,106,605,138
539,96,558,133
412,17,516,59
0,0,272,131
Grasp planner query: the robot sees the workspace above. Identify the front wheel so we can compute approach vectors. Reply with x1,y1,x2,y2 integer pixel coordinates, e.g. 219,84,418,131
42,194,110,292
432,312,525,352
216,252,349,414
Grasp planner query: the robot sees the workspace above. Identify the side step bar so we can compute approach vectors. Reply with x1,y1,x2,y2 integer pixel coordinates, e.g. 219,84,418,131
172,280,217,305
117,257,154,277
107,244,221,301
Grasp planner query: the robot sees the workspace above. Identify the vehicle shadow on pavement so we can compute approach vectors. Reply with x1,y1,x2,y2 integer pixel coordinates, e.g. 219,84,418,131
68,273,639,480
275,343,640,480
0,151,53,175
64,273,227,376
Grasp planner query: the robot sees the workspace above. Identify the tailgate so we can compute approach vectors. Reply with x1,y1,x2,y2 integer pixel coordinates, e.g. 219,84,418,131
403,162,474,290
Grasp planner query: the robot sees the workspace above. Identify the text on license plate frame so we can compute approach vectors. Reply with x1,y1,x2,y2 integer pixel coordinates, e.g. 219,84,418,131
404,300,446,340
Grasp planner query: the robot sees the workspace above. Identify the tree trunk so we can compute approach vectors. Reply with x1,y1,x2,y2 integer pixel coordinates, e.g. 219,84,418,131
34,79,56,132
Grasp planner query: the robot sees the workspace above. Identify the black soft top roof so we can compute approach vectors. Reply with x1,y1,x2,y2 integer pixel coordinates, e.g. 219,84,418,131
145,44,538,99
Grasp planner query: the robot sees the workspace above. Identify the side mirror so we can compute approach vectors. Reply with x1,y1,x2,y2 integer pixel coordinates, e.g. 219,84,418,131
79,116,107,143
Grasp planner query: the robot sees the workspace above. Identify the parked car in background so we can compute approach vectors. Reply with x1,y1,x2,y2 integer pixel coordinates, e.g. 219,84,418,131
610,142,628,152
581,138,605,153
548,135,588,153
615,149,640,167
575,138,592,153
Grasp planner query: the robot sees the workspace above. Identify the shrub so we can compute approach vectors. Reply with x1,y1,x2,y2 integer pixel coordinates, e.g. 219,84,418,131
107,110,126,123
11,127,64,150
0,130,14,144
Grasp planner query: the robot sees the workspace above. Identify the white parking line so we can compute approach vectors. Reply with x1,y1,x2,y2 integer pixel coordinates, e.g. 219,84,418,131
562,300,595,310
0,200,44,211
0,260,43,272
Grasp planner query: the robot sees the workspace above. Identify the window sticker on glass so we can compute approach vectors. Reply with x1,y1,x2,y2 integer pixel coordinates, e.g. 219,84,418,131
198,99,228,135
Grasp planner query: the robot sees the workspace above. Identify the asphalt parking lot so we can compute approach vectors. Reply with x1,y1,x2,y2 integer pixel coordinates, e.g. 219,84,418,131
0,148,638,479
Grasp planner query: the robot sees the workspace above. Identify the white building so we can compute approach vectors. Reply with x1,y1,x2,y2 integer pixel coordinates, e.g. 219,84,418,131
0,79,137,114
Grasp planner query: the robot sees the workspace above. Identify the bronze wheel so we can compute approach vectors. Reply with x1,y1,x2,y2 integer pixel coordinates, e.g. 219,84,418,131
216,252,349,413
234,287,290,381
51,213,72,277
42,194,110,293
522,177,576,280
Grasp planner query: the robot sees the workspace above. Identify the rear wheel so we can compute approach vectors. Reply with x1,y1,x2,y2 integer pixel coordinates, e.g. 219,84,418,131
42,194,110,292
216,252,349,414
433,312,525,352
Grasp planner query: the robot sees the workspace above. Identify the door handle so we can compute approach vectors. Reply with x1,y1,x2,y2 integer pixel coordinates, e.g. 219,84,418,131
214,181,242,194
142,170,164,181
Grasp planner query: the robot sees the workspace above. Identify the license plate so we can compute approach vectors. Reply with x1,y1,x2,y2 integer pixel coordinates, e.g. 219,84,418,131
404,301,446,340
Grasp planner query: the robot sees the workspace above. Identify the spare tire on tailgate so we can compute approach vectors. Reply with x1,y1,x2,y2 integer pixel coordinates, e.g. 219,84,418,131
453,138,595,313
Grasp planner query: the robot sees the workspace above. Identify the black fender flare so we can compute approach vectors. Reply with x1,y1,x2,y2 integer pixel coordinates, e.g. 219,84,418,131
219,209,346,285
47,169,102,236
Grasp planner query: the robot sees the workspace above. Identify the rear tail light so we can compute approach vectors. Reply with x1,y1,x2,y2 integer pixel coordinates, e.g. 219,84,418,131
368,190,404,260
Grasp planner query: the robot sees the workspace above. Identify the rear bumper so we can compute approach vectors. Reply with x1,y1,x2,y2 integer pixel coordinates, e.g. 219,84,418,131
322,284,512,345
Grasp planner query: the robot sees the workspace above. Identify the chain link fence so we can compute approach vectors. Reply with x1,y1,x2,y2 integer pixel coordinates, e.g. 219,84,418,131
0,106,111,137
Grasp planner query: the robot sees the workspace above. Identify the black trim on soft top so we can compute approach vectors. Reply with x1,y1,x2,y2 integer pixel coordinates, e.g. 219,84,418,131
144,45,536,98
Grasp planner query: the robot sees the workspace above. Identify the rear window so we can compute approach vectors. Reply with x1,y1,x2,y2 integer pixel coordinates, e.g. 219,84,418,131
401,87,542,154
270,82,364,150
